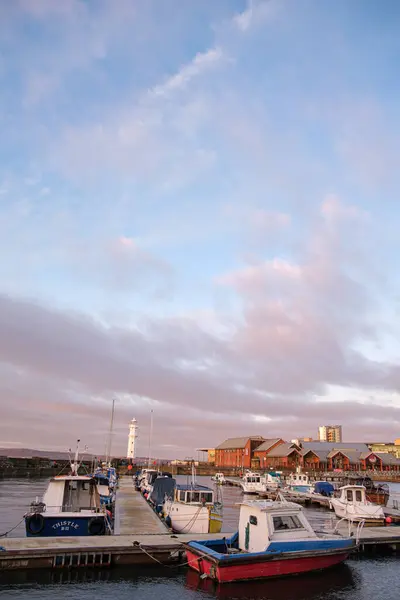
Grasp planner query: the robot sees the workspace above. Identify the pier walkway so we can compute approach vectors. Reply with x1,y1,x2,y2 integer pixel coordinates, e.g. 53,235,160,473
114,476,167,535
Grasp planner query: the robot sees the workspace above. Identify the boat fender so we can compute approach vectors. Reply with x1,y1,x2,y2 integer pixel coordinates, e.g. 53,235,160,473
26,513,45,535
88,517,106,536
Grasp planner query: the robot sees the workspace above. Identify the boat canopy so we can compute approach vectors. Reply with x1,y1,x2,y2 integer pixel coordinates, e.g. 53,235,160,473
149,477,175,507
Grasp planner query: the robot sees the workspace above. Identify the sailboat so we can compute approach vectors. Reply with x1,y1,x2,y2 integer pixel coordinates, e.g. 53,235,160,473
24,441,112,537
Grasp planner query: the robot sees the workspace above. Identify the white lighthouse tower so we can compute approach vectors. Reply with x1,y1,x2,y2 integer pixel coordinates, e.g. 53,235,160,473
127,418,138,460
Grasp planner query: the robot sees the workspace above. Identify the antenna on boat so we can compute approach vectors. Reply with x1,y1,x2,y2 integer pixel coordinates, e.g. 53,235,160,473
105,398,116,467
147,409,154,469
70,439,81,475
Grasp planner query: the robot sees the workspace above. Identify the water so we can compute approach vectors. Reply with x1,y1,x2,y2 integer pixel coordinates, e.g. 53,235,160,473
0,477,399,599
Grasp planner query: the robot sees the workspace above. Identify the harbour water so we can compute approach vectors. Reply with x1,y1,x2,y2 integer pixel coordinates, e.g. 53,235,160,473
1,477,400,599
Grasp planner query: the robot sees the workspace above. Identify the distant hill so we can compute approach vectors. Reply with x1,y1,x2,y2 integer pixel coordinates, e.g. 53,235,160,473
0,448,157,462
0,448,104,460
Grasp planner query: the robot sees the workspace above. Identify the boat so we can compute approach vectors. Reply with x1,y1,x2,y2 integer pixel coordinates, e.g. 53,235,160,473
93,469,116,509
262,471,281,491
285,471,313,493
183,499,356,583
148,476,176,514
212,473,226,485
342,476,389,506
240,471,265,494
24,442,112,537
162,464,223,534
313,481,335,497
329,485,386,524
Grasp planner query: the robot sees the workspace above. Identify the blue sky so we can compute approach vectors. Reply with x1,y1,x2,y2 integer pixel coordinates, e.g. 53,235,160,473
1,0,400,456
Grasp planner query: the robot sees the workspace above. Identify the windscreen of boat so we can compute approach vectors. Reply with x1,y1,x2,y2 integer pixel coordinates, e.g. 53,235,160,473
149,477,176,506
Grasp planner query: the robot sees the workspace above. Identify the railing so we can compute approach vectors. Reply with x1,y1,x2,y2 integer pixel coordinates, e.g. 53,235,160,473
27,503,105,514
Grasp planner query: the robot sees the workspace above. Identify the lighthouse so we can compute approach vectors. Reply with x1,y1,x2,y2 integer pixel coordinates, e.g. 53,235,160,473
127,418,138,460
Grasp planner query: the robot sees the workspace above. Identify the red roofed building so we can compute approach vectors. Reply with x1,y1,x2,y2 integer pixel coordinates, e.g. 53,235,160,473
215,436,266,469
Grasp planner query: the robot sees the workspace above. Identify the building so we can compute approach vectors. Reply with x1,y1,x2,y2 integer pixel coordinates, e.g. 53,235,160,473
253,439,285,468
368,441,400,459
299,441,400,472
256,443,302,469
197,448,216,463
126,418,138,460
215,436,265,469
318,425,342,443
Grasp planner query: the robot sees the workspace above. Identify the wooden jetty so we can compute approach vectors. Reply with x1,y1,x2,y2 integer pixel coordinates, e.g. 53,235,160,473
114,476,167,535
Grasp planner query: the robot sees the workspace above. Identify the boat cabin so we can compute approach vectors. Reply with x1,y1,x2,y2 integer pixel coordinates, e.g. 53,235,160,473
238,500,317,553
174,484,214,505
334,485,368,503
243,471,262,484
42,476,101,513
288,473,310,485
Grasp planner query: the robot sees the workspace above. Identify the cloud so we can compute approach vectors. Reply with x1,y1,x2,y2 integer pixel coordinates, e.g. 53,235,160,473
233,0,274,32
152,47,224,96
0,198,399,455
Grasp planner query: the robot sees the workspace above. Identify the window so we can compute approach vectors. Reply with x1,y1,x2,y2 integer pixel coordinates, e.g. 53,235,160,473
190,492,200,503
273,515,303,531
179,491,186,502
347,490,353,502
249,515,258,525
355,490,362,502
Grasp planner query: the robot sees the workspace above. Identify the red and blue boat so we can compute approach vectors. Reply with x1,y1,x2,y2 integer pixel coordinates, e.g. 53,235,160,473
183,499,356,583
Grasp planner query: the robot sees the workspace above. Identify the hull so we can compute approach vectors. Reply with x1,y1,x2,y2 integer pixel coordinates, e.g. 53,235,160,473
25,514,108,537
330,500,384,523
185,548,351,583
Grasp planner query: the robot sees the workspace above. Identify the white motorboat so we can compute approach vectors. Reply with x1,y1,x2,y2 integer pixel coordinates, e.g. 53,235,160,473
285,471,313,493
241,471,265,494
262,471,282,491
162,465,223,534
329,485,386,524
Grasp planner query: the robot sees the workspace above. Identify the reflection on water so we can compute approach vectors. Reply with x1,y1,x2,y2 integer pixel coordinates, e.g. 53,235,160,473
185,562,356,600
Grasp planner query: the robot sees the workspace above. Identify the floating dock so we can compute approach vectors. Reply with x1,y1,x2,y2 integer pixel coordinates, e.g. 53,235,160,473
114,476,167,535
2,477,400,571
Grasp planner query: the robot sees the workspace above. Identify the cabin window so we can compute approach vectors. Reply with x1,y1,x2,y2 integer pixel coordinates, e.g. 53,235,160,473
201,493,213,503
249,515,258,525
179,491,186,502
347,490,353,502
355,490,362,502
190,492,200,503
273,515,303,531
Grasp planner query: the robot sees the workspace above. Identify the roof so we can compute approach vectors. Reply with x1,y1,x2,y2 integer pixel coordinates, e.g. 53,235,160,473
254,438,282,452
240,500,302,513
301,441,370,453
327,449,363,464
302,449,330,461
375,453,400,466
265,443,299,457
216,436,265,450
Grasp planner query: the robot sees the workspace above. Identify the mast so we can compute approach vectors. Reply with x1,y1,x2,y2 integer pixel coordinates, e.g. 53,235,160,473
105,398,115,467
147,409,154,468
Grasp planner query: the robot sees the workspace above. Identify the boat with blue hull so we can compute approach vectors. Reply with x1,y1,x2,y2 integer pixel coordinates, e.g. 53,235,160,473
24,442,112,538
183,499,356,583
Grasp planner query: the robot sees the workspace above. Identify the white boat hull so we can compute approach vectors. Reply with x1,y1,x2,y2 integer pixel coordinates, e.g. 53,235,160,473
165,502,222,534
330,499,385,522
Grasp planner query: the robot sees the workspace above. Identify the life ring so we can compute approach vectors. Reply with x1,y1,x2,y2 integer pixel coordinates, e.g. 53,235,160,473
88,517,106,535
26,513,45,535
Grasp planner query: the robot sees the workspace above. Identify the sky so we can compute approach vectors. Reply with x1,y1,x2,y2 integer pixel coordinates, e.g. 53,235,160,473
1,0,400,458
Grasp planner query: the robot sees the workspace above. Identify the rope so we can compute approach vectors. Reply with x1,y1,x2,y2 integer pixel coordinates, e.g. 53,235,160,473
0,517,25,538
